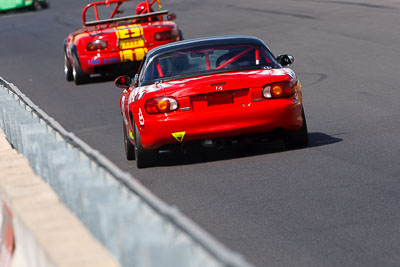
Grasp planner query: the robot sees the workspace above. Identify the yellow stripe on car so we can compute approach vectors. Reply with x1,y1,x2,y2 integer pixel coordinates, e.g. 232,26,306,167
115,25,146,62
119,48,148,61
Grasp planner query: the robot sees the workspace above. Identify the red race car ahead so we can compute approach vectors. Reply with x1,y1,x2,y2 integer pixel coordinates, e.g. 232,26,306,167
64,0,181,85
115,35,309,168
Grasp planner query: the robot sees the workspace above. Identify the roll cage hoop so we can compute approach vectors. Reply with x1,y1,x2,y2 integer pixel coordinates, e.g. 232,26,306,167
82,0,165,27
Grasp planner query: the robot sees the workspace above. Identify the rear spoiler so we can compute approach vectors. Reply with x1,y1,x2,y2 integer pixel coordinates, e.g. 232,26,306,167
84,10,169,26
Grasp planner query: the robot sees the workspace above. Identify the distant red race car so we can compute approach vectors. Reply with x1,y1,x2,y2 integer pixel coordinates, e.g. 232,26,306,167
115,35,308,168
64,0,181,85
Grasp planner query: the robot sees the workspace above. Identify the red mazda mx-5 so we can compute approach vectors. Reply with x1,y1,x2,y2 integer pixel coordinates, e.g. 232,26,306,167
115,35,308,168
64,0,181,85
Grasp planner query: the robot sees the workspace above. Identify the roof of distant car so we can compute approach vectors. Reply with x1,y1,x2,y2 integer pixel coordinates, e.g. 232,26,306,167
146,35,269,59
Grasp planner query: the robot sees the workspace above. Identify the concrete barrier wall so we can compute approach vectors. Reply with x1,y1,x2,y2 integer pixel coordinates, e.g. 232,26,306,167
0,77,255,267
0,129,120,267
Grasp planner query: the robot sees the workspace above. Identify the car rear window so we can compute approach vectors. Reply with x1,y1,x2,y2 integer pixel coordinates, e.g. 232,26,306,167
141,43,278,83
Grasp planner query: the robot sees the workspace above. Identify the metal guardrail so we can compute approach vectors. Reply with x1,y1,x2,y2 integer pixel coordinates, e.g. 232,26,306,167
0,76,255,267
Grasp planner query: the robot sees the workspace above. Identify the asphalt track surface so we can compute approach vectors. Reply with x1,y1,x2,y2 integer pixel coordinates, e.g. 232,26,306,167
1,0,400,266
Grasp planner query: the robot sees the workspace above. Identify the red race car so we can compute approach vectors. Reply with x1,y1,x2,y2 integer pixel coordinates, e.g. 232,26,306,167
115,35,308,168
64,0,181,85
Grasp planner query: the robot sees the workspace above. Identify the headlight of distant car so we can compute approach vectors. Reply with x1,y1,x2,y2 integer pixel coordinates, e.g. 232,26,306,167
262,81,294,99
145,97,179,114
86,40,108,51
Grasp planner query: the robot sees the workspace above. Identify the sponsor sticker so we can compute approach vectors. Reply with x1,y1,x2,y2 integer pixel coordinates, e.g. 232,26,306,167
172,131,186,142
138,108,145,126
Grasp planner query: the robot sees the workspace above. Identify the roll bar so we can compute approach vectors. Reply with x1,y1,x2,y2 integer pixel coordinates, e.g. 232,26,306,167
85,10,169,26
82,0,163,26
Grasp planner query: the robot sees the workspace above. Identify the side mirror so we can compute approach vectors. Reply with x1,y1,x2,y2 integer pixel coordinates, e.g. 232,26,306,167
115,75,131,89
277,54,294,66
167,13,177,21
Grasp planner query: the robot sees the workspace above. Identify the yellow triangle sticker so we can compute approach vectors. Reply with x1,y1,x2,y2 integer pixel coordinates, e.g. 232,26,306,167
172,131,186,142
129,130,134,140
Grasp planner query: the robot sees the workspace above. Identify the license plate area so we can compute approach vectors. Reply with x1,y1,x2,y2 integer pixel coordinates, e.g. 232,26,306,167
119,37,144,49
207,92,234,106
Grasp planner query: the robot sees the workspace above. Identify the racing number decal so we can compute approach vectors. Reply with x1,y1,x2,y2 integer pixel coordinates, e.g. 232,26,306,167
138,108,145,126
115,26,142,39
115,26,148,61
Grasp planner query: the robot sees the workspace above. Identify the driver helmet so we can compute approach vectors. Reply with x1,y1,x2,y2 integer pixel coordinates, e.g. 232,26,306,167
136,2,153,14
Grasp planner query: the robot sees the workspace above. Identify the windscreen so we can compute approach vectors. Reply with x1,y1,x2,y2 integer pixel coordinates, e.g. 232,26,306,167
142,43,278,83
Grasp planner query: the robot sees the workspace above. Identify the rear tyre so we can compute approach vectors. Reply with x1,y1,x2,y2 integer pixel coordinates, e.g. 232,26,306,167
39,0,49,8
123,123,135,160
179,30,184,41
65,55,74,82
72,55,90,85
284,108,309,149
134,124,155,168
29,0,40,10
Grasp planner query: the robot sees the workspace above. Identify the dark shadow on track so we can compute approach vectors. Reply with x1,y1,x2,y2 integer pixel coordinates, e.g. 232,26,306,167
69,61,140,86
307,132,343,147
76,74,121,85
71,71,138,86
154,132,342,167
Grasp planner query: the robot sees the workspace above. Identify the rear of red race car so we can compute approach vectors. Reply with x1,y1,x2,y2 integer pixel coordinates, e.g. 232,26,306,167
132,70,305,152
64,0,181,84
117,36,309,168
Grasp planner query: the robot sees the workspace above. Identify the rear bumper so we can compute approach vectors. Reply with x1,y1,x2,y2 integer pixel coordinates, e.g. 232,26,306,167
78,51,136,74
138,99,304,150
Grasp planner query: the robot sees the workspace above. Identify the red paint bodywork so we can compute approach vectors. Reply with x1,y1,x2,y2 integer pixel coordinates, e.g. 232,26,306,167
64,0,180,76
120,68,304,151
0,203,14,267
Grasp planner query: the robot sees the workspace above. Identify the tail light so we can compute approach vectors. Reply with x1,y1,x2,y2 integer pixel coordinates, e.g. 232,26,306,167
145,97,179,114
154,30,174,41
262,81,294,99
87,40,108,51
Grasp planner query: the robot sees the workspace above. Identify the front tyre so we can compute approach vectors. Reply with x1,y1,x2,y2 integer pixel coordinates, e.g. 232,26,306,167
284,108,309,149
123,123,135,160
134,124,155,168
